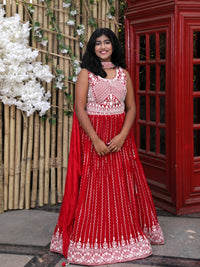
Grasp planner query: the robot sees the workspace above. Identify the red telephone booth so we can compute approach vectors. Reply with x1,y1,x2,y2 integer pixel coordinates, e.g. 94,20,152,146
125,0,200,214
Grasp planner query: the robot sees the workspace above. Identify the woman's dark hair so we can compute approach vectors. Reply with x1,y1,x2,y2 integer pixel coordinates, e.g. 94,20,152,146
81,28,126,78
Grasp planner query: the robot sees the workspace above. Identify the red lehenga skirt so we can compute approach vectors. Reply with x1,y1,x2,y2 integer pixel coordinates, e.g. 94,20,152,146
50,112,164,266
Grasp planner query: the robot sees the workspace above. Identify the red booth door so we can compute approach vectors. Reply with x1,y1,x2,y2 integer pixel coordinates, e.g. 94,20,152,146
132,24,172,210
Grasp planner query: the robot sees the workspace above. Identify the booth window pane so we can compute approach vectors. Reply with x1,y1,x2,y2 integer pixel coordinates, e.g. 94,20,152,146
193,31,200,58
140,35,146,61
150,34,156,60
140,125,146,150
194,130,200,156
160,128,166,155
193,98,200,124
150,127,156,152
193,65,200,91
140,96,146,120
150,65,156,91
160,97,166,123
150,96,156,121
139,66,146,91
160,65,166,91
160,32,166,59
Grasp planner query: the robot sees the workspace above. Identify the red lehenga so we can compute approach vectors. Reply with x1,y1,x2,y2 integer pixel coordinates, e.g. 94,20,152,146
50,67,164,265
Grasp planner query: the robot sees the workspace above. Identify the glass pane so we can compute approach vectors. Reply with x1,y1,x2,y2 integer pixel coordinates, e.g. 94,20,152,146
194,130,200,156
140,125,146,150
160,128,166,155
150,127,156,152
150,65,156,91
140,96,146,120
150,96,156,121
193,98,200,124
150,34,156,60
160,32,166,59
193,65,200,92
193,31,200,58
160,65,165,91
140,35,146,61
160,97,165,123
139,66,146,91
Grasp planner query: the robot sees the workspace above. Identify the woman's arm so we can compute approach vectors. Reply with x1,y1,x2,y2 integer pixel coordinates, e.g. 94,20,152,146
75,69,110,156
108,69,136,153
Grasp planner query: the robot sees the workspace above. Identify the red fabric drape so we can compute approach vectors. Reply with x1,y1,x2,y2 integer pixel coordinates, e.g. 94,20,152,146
56,111,81,257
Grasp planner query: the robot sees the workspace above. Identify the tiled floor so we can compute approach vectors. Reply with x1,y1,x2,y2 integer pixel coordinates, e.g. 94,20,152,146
0,205,199,267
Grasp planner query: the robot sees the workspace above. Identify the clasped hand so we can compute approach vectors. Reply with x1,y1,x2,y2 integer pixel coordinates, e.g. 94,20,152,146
93,134,125,156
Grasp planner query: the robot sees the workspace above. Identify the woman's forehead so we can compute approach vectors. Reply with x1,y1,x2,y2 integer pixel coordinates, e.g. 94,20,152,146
96,34,110,41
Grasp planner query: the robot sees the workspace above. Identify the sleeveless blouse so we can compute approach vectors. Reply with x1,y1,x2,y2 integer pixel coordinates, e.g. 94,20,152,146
86,67,127,115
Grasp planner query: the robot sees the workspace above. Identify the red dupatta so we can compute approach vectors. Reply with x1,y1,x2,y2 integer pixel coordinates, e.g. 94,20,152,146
55,111,81,257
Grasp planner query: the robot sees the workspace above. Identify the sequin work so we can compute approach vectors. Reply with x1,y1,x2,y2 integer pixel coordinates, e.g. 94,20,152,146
50,67,164,265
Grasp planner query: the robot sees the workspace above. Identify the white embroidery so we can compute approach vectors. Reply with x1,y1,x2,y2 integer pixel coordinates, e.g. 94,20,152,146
50,225,63,254
86,68,127,115
67,235,152,265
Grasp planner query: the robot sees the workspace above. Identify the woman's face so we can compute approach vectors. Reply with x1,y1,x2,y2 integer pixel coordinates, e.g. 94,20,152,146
94,34,113,62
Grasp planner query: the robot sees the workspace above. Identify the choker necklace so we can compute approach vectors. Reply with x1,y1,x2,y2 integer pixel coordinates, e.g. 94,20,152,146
101,62,115,69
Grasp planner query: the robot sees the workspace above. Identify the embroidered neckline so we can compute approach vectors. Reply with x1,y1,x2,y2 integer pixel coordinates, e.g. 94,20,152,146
101,61,115,69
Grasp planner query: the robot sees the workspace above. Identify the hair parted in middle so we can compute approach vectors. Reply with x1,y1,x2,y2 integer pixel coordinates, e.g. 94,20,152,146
81,28,126,78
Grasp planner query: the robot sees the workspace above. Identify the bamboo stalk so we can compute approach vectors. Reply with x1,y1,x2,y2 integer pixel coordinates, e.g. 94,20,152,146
102,0,106,28
50,0,57,204
56,0,64,203
4,106,9,211
30,0,39,208
37,1,45,207
44,0,51,205
19,116,28,209
0,102,4,213
39,118,44,206
8,106,15,210
14,109,22,210
62,2,70,193
25,115,34,209
31,114,39,208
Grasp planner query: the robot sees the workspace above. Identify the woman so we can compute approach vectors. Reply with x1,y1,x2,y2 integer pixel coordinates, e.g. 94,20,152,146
50,28,164,265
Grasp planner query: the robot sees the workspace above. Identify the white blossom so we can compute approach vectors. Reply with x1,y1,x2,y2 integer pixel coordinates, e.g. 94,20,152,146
74,67,81,75
61,49,68,54
79,42,84,48
72,76,77,83
0,7,54,116
55,81,64,90
107,13,113,20
63,3,71,8
41,39,48,46
66,19,75,26
70,10,77,16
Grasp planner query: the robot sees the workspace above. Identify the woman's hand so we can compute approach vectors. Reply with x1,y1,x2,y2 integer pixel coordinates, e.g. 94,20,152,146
108,134,125,153
93,137,110,156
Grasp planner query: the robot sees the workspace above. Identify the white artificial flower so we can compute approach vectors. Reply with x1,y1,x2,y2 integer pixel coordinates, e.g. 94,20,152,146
70,10,77,16
0,6,54,117
63,3,71,8
74,67,81,75
61,49,68,54
79,42,84,48
55,81,64,90
66,20,75,26
73,59,79,67
72,76,77,82
57,74,65,82
41,39,48,46
107,13,113,20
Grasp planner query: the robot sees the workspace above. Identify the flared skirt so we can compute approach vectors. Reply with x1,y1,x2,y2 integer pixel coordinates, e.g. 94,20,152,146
50,112,164,265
